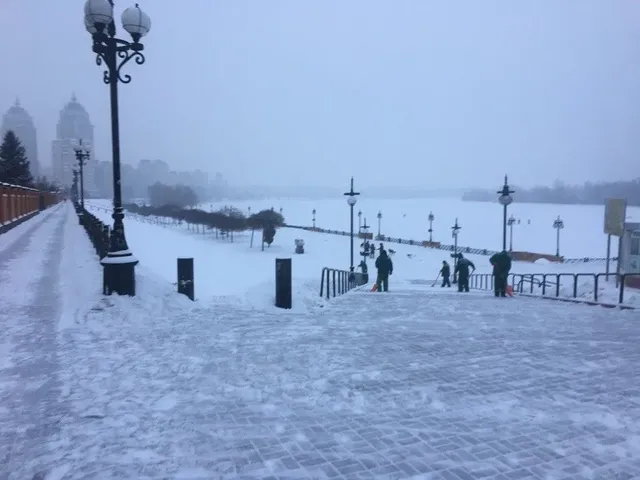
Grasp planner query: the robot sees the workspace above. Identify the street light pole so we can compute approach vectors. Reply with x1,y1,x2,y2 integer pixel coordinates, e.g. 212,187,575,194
312,209,316,229
358,210,362,233
497,175,515,252
377,211,382,238
428,211,435,243
451,218,461,284
74,139,90,210
553,216,564,257
344,177,360,272
84,0,151,296
72,169,80,205
507,214,516,252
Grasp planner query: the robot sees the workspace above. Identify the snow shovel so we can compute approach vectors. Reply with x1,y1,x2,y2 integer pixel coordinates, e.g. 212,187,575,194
431,272,441,287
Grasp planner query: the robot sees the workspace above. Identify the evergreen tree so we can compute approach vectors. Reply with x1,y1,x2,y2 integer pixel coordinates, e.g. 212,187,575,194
0,130,33,187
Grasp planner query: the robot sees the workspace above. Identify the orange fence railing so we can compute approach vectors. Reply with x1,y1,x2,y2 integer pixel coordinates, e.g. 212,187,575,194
0,182,62,225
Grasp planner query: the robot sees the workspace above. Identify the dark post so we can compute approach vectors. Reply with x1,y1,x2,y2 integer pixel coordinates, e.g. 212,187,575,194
312,208,316,228
86,1,151,296
72,169,79,205
451,218,461,283
377,211,382,238
275,258,292,309
497,175,515,252
358,210,362,233
428,211,434,243
177,258,195,301
507,214,516,252
343,177,360,272
74,139,90,209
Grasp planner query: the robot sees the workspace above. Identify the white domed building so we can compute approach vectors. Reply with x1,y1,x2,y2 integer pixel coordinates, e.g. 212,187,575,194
0,99,40,179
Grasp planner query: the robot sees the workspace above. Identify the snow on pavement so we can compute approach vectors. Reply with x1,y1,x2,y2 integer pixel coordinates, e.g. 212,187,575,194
49,284,640,479
0,202,103,479
0,203,68,478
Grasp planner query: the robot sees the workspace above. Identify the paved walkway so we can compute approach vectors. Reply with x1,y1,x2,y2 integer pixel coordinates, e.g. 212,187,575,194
53,285,640,479
0,204,69,479
1,208,639,479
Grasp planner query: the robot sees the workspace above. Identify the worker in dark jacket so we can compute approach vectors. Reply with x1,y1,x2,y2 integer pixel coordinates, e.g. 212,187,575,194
440,261,451,288
375,249,393,292
490,250,512,297
454,254,475,292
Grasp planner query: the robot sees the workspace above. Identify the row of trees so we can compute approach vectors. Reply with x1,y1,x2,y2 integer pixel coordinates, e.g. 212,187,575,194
124,203,284,245
0,130,58,191
463,178,640,206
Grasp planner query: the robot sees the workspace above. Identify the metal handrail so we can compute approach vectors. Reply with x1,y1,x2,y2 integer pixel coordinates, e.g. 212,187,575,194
319,267,367,299
470,272,638,309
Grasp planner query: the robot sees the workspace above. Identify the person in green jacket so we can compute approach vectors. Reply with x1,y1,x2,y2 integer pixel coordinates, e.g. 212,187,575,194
375,249,393,292
490,250,512,297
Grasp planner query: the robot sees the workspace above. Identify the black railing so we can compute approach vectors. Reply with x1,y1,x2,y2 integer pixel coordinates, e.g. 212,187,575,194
319,267,367,299
77,204,110,260
469,272,639,309
285,224,616,263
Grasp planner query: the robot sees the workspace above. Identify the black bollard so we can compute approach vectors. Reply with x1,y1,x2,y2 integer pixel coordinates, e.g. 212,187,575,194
275,258,292,309
177,258,195,301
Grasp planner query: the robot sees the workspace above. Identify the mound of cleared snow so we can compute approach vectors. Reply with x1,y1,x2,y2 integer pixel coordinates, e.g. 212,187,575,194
534,258,552,265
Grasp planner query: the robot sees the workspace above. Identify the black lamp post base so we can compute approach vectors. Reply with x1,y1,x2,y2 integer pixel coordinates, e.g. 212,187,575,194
101,254,139,296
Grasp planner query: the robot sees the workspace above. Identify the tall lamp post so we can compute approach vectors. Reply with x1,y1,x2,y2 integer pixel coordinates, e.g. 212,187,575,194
428,211,435,243
376,211,382,239
74,139,90,210
497,175,515,251
312,209,316,229
553,216,564,257
507,214,516,251
358,210,362,233
451,218,461,284
72,169,80,205
344,177,360,272
84,0,151,296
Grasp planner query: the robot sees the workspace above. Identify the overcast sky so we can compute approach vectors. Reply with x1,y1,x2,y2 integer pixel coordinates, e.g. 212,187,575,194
1,1,639,189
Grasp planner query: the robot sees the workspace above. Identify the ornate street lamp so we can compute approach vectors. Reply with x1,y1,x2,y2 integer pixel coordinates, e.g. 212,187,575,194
507,214,516,252
72,168,80,205
84,0,151,296
553,215,564,257
343,178,360,272
74,139,90,210
497,175,515,252
451,218,461,283
428,211,435,243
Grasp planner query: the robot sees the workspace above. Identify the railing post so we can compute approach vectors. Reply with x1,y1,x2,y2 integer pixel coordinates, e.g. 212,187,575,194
332,270,336,297
326,271,330,299
573,275,578,298
102,225,110,258
594,274,599,303
619,274,626,305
